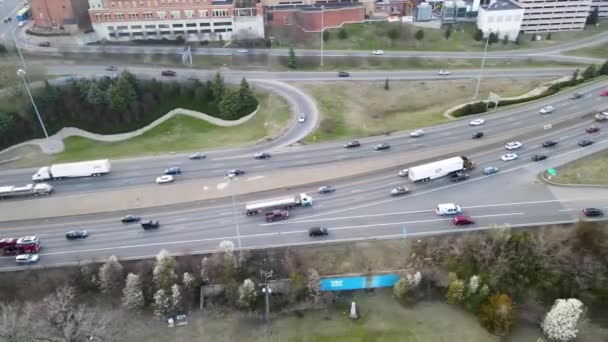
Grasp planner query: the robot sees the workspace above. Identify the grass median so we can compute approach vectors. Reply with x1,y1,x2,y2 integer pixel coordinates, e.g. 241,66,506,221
564,43,608,59
298,77,553,142
551,149,608,186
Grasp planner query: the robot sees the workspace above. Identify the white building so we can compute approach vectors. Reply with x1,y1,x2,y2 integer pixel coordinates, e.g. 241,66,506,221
477,0,524,41
591,0,608,17
516,0,592,32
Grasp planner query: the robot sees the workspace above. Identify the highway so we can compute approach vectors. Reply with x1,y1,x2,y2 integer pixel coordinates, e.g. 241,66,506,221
1,113,607,270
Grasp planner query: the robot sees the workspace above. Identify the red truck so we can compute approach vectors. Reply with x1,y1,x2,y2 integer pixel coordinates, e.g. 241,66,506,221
264,210,289,222
0,236,41,255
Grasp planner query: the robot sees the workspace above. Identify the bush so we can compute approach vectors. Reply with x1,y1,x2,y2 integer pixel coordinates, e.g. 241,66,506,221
25,29,70,37
451,101,487,117
478,293,516,336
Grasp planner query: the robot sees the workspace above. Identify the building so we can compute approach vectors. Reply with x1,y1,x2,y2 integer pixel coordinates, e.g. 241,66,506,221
515,0,592,32
265,3,364,32
591,0,608,17
31,0,92,31
88,0,265,42
476,0,523,40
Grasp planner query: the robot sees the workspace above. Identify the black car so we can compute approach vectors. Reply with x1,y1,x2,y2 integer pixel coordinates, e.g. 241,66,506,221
227,169,245,176
318,185,335,194
38,42,51,47
450,172,469,182
472,132,484,139
578,140,594,147
344,140,361,148
374,143,390,151
66,230,88,240
337,71,351,78
141,220,160,229
105,66,118,72
309,227,329,237
570,93,583,99
531,154,548,162
582,208,604,217
161,70,176,76
164,167,182,175
121,215,141,223
254,152,271,160
542,140,558,147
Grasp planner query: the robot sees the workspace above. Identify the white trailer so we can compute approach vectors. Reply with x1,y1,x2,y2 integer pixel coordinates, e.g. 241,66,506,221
32,159,111,182
246,193,313,215
0,183,53,199
408,156,473,182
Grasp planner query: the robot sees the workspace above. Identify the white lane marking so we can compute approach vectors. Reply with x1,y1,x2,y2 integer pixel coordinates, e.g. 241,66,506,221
288,139,608,222
559,208,578,212
253,165,265,169
350,189,363,193
173,218,187,222
247,176,264,181
219,220,231,224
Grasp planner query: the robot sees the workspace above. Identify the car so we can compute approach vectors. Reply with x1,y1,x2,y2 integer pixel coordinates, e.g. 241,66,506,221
390,186,410,196
599,90,608,96
438,69,451,76
578,139,594,147
237,49,248,53
472,132,484,139
450,172,469,182
582,208,604,217
410,129,424,137
65,230,88,240
595,113,608,122
469,119,485,126
374,143,390,151
505,141,522,150
542,140,558,147
141,220,160,229
227,169,245,177
337,71,350,77
188,152,206,160
501,153,518,161
164,167,182,175
16,254,39,265
309,227,329,237
539,106,554,114
570,93,583,99
483,166,499,175
586,126,600,133
105,65,118,71
453,215,475,225
318,185,335,194
398,169,409,177
161,70,176,76
37,42,51,47
121,215,141,223
436,203,461,216
298,114,306,123
254,152,271,160
265,209,289,222
156,175,175,184
531,154,548,162
372,50,384,55
344,140,361,148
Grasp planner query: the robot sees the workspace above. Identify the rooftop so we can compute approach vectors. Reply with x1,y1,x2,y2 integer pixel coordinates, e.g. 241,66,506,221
482,0,522,11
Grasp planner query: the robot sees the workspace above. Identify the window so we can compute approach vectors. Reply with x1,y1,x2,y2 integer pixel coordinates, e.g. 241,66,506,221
201,29,211,33
157,11,166,19
117,25,128,29
186,23,197,27
172,23,184,27
171,10,180,19
215,21,231,26
108,26,115,30
214,28,227,32
133,32,144,36
198,10,208,17
104,13,112,20
116,13,125,20
199,22,210,26
213,9,229,17
128,12,139,19
131,25,142,29
187,29,198,33
143,12,154,19
119,32,130,37
185,10,194,18
159,24,169,28
145,24,156,28
95,14,102,21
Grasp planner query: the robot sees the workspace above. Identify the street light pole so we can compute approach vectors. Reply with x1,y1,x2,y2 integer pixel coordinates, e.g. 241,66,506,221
17,69,49,138
226,174,243,256
473,34,490,100
9,26,27,70
320,5,325,68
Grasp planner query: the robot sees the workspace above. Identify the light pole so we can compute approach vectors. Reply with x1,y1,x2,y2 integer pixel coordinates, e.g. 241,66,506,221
17,69,49,138
320,5,325,68
262,286,272,333
226,174,242,256
8,25,27,70
473,33,490,100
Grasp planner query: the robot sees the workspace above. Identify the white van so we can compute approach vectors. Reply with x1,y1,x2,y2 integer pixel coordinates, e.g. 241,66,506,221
435,203,461,216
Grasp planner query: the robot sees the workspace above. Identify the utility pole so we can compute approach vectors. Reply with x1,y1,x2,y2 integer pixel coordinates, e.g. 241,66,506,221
260,269,274,335
320,5,325,68
18,69,49,138
226,174,242,258
473,34,490,100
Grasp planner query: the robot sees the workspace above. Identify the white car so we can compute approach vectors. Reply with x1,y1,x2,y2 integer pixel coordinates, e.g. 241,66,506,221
501,153,518,161
410,129,424,137
398,169,409,177
372,50,384,55
505,141,522,150
237,49,248,53
189,152,206,160
298,114,306,123
469,119,485,126
156,175,175,184
438,69,451,76
16,254,39,264
539,106,554,114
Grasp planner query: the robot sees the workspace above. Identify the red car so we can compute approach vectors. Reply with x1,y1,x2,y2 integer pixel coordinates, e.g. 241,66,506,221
600,90,608,96
453,215,475,225
586,126,601,133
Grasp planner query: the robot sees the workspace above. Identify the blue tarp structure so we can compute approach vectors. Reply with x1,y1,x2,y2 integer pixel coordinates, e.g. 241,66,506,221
320,274,400,291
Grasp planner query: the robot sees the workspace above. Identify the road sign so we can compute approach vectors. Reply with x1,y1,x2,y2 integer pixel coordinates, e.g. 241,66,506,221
547,168,558,176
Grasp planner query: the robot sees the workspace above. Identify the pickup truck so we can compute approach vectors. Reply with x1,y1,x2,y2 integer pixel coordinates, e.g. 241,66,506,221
264,210,289,222
141,220,160,230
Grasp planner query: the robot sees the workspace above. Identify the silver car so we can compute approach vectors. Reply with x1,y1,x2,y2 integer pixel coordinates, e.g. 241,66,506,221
16,254,39,264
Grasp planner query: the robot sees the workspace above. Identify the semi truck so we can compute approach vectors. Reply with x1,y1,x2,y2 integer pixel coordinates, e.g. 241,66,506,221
32,159,111,182
0,236,40,255
408,156,475,182
245,193,313,216
0,183,53,199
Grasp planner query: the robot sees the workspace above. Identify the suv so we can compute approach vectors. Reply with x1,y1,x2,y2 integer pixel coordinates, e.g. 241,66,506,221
265,210,289,222
435,203,461,216
450,172,469,182
344,140,360,148
472,132,484,139
164,167,182,175
337,71,350,77
531,154,548,162
578,140,594,147
254,152,271,160
542,140,557,147
582,208,603,217
66,230,88,240
161,70,176,76
141,220,160,229
309,227,329,237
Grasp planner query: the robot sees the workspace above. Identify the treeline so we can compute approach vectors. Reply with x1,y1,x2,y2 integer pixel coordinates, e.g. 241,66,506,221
0,72,258,150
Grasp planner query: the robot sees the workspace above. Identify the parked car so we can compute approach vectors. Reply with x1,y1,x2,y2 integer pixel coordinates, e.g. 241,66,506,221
37,42,51,47
337,71,350,77
570,92,583,99
344,140,361,148
390,186,410,196
141,220,160,229
539,106,554,114
586,126,600,133
505,141,522,150
121,215,141,223
410,129,424,137
453,215,475,225
16,254,39,265
65,230,88,240
161,70,176,76
188,152,206,160
164,167,182,175
483,166,500,175
372,50,384,55
469,119,484,126
318,185,336,194
374,143,390,151
542,140,558,147
156,175,175,184
578,139,594,147
254,152,271,160
226,169,245,177
450,172,469,182
582,208,604,217
398,169,409,177
472,132,484,139
531,154,548,162
501,153,518,161
309,227,329,237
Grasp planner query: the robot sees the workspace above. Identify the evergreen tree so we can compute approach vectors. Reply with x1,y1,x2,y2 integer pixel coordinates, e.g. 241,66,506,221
514,33,521,45
338,28,348,40
287,47,297,69
86,81,105,106
586,7,599,25
502,34,509,45
478,293,516,336
570,68,579,85
122,273,145,312
238,78,257,111
211,72,226,102
0,43,7,55
488,32,498,44
107,76,137,113
473,29,483,42
415,29,425,41
323,30,330,42
219,89,242,120
582,64,597,79
546,32,552,40
446,279,465,304
444,26,452,40
599,60,608,75
384,77,390,91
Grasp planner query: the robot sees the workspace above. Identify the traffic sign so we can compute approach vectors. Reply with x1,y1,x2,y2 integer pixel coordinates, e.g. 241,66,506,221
547,168,558,176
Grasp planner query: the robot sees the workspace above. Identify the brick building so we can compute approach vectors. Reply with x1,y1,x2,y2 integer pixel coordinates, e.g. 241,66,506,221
265,3,364,31
31,0,91,31
88,0,264,42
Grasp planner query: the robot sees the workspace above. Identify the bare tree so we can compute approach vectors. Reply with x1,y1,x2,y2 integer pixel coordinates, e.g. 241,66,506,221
121,273,145,312
98,255,124,295
0,302,39,342
170,284,183,314
307,268,321,300
153,289,171,318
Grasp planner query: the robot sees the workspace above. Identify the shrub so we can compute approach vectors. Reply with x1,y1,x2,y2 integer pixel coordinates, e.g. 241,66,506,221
446,279,465,304
478,293,516,336
451,102,487,117
541,298,585,342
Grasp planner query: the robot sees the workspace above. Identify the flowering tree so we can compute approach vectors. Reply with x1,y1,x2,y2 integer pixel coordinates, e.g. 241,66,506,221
237,279,257,310
446,279,465,304
541,298,585,342
153,289,171,318
468,275,480,295
98,255,124,295
170,284,183,313
478,293,516,336
200,257,210,284
121,273,145,312
153,250,177,290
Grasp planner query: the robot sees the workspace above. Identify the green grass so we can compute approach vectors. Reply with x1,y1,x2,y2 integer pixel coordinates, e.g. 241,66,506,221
565,43,608,59
49,91,290,162
551,149,608,185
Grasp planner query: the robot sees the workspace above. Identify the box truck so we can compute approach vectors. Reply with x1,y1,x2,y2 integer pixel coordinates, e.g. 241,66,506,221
32,159,111,182
408,156,475,182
